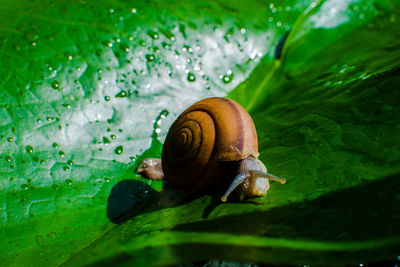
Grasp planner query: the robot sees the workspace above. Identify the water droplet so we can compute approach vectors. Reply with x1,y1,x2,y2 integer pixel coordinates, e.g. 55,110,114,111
115,90,127,98
40,160,46,165
114,145,123,155
51,80,60,89
221,72,234,84
119,43,129,52
59,151,65,157
35,235,44,245
5,155,11,162
62,103,71,109
160,110,169,118
148,30,159,40
52,142,59,148
64,52,73,60
139,40,146,47
186,72,196,82
103,137,111,144
65,179,73,186
67,160,74,166
145,54,155,62
162,41,170,49
110,134,116,140
105,177,110,183
47,232,57,238
7,137,14,142
63,166,70,172
21,184,29,190
104,96,111,102
26,145,34,153
24,30,39,42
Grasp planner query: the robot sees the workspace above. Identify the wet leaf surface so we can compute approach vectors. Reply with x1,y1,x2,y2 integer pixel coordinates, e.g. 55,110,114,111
1,0,399,266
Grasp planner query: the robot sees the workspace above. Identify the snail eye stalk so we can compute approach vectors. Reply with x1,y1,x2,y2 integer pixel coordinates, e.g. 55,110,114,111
221,173,248,202
250,170,286,184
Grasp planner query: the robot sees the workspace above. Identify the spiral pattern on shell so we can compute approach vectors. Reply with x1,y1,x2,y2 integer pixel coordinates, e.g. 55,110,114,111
162,97,258,194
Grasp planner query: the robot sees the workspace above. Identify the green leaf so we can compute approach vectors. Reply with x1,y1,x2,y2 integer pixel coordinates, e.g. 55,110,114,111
61,68,400,266
1,0,400,266
0,0,307,265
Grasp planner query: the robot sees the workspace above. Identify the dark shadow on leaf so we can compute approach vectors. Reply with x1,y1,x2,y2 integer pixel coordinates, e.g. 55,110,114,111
107,180,156,224
107,177,254,223
156,173,400,266
107,180,206,224
173,173,400,243
202,194,261,219
202,195,221,219
275,29,290,59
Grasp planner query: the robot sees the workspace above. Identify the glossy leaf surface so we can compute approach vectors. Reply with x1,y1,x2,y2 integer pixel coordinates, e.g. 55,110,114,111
1,0,399,266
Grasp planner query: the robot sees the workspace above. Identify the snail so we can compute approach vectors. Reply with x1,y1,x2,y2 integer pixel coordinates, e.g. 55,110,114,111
137,97,286,202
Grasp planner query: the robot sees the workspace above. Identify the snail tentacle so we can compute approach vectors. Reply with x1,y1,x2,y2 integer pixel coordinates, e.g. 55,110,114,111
250,170,286,184
221,172,249,202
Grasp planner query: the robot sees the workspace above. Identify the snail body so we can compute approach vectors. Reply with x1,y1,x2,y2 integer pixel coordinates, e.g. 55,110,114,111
137,97,285,202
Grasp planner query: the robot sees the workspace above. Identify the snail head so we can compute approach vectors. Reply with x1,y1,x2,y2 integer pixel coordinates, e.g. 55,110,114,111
221,156,286,202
